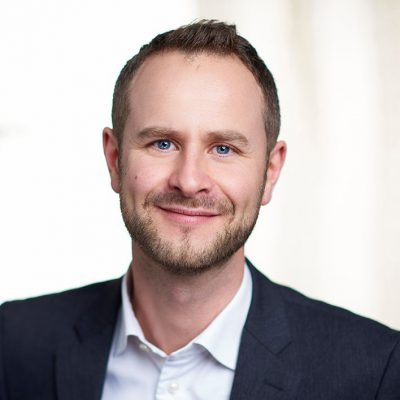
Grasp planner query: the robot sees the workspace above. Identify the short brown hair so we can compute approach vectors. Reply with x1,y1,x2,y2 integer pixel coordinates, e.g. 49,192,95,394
112,20,280,155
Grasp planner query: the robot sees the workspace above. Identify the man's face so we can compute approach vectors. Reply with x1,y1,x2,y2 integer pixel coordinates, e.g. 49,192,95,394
104,51,285,274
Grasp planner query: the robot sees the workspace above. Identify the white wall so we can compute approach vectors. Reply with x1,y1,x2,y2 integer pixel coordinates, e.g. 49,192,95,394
1,0,399,329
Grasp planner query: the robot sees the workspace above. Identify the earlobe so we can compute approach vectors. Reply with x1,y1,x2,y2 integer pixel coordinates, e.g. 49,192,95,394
261,140,287,206
103,127,121,193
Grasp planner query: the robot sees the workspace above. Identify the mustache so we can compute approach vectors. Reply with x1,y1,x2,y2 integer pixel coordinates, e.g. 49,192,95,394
143,191,234,214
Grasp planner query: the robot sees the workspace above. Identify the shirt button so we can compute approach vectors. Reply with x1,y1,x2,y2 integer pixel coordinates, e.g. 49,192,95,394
168,382,179,394
138,343,149,352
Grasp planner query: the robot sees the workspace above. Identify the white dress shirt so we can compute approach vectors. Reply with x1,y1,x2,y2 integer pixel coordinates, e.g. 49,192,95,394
101,264,252,400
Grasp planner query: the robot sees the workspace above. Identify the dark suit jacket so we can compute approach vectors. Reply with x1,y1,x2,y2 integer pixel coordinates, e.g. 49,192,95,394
1,261,399,400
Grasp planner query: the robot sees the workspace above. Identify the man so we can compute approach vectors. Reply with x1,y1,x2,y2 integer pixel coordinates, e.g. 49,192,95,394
0,20,399,400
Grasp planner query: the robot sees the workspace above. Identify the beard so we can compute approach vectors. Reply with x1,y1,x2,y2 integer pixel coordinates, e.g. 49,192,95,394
120,188,264,276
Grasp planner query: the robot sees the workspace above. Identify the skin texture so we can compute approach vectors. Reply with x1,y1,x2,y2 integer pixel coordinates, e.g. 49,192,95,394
103,51,286,353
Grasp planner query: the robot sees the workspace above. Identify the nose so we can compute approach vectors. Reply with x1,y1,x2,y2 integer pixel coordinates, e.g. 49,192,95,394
168,152,213,197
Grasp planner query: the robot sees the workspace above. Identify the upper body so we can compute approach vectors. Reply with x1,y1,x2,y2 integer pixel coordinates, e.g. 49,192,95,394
1,20,399,399
1,261,399,400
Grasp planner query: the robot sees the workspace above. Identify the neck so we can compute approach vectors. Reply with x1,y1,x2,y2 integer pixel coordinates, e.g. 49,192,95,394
129,244,245,354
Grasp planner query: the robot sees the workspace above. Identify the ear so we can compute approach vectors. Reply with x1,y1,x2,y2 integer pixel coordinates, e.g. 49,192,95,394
103,127,121,193
261,140,287,205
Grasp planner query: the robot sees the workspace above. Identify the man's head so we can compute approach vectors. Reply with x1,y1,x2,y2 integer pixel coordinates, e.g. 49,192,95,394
112,20,280,156
103,20,286,275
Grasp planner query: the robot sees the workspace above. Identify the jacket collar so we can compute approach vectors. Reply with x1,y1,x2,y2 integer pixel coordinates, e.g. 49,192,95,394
55,279,122,400
230,259,301,400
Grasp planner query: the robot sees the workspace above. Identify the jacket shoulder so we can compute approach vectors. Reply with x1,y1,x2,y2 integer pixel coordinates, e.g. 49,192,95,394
0,280,122,400
277,281,399,337
0,278,121,339
280,283,400,396
248,262,398,336
247,265,400,397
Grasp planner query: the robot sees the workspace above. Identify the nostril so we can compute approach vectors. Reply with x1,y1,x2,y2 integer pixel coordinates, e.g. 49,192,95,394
168,162,212,196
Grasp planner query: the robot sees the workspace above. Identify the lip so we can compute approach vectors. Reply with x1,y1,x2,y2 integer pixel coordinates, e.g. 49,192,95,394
157,206,219,225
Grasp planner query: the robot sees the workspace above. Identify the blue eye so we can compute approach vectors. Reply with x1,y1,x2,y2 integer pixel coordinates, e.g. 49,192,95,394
155,140,172,151
215,145,231,155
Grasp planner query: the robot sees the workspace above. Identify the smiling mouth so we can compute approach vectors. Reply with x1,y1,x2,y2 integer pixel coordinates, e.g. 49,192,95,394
157,206,220,224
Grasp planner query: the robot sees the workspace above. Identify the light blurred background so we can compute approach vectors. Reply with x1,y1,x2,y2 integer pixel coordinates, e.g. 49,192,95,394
1,0,399,329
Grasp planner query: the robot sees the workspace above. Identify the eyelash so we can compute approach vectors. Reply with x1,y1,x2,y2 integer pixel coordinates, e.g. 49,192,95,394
151,139,235,156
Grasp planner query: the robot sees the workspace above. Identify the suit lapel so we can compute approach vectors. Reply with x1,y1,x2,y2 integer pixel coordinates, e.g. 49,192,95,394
55,279,121,400
230,261,301,400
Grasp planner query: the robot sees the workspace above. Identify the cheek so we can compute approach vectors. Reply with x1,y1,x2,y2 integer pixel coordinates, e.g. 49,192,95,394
122,160,168,200
216,169,252,202
217,166,265,210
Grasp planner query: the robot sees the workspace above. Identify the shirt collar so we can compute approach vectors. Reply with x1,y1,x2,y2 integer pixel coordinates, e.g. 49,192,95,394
192,264,252,370
114,263,252,371
113,271,146,356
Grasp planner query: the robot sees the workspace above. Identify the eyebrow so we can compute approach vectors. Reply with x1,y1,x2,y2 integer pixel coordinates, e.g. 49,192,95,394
135,126,250,147
136,127,179,141
206,130,249,147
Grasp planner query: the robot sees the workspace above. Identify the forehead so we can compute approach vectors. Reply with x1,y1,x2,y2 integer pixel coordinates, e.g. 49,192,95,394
125,51,265,140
